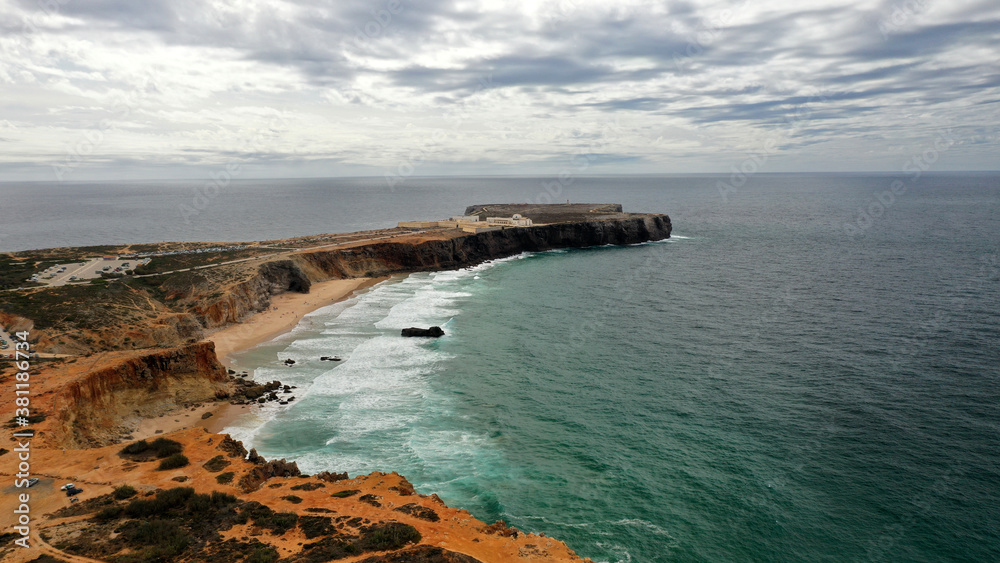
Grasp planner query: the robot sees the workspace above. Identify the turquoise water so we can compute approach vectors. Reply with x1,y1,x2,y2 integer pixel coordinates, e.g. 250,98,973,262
220,175,1000,562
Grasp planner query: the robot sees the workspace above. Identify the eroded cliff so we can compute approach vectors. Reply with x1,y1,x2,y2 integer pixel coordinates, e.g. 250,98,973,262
49,341,229,448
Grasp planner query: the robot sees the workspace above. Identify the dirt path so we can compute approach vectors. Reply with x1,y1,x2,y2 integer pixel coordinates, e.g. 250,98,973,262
30,528,108,563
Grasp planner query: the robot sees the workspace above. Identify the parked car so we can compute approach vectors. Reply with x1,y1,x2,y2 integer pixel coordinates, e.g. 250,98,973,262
60,483,75,491
65,487,83,496
26,478,39,487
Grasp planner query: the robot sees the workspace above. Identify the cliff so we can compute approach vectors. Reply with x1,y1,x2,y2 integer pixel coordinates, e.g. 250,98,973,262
296,214,671,278
48,341,229,448
167,214,669,333
192,260,312,329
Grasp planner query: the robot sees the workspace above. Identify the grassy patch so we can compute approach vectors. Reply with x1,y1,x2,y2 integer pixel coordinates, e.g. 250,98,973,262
290,482,325,491
113,485,137,500
357,522,421,552
298,516,336,539
330,489,360,498
120,438,183,461
202,455,231,472
157,454,189,471
235,502,299,535
216,472,235,485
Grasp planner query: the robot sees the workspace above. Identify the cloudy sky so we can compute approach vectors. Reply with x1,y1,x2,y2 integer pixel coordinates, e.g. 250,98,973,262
1,0,998,181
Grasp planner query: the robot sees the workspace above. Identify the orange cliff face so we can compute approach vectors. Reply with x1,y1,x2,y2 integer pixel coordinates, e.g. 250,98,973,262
16,341,230,449
0,345,589,563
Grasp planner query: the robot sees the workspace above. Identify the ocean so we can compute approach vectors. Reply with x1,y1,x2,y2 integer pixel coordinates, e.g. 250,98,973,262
3,174,999,561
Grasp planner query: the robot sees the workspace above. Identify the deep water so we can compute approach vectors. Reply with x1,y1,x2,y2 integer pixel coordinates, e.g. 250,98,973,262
5,174,999,561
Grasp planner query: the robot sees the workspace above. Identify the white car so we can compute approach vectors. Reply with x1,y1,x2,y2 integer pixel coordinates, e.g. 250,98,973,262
60,483,75,491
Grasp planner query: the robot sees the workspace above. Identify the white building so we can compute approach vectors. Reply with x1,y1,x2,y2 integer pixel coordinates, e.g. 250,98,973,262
486,213,534,227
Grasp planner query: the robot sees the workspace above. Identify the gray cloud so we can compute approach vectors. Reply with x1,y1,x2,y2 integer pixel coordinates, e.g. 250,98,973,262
0,0,997,178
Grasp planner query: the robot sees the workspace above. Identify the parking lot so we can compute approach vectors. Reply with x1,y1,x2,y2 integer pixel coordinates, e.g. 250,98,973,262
34,257,149,287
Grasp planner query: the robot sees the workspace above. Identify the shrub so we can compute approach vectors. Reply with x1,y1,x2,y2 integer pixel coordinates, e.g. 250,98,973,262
125,487,195,518
150,438,183,458
290,482,324,491
357,522,421,551
216,472,235,484
282,495,303,504
158,454,189,471
299,537,360,561
121,440,150,455
330,489,359,498
246,545,279,563
118,519,190,561
113,485,138,500
202,455,231,472
298,516,335,539
120,437,183,460
93,505,124,522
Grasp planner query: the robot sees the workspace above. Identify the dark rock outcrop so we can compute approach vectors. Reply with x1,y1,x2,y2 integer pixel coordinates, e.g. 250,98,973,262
238,453,302,492
401,326,445,337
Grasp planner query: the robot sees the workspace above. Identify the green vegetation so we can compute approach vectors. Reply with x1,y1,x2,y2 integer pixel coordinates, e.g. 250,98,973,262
394,503,441,522
202,455,231,472
0,255,48,290
134,248,273,276
330,489,360,498
20,484,426,562
296,522,421,562
120,438,184,461
113,519,190,562
215,471,235,484
235,502,299,535
113,485,138,500
6,413,45,427
298,516,335,539
281,495,303,504
0,532,20,546
0,282,157,332
290,482,325,491
245,544,279,563
297,537,361,561
157,454,189,470
357,522,422,551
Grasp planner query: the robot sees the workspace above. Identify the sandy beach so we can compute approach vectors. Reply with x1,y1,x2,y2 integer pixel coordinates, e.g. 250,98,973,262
142,275,390,437
209,276,387,362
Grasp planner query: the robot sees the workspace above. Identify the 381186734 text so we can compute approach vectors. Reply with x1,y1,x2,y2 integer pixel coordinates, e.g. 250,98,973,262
9,329,34,549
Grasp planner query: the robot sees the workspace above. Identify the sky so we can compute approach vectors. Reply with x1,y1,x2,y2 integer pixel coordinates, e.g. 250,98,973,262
0,0,998,181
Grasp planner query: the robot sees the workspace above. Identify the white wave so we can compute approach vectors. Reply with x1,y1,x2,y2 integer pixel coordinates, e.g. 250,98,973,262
612,518,675,538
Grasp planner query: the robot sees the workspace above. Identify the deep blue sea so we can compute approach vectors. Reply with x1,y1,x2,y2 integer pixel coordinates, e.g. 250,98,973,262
2,174,998,561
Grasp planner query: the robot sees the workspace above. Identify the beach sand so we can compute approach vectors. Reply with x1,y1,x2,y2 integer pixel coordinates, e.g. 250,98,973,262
145,276,389,438
210,276,387,362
